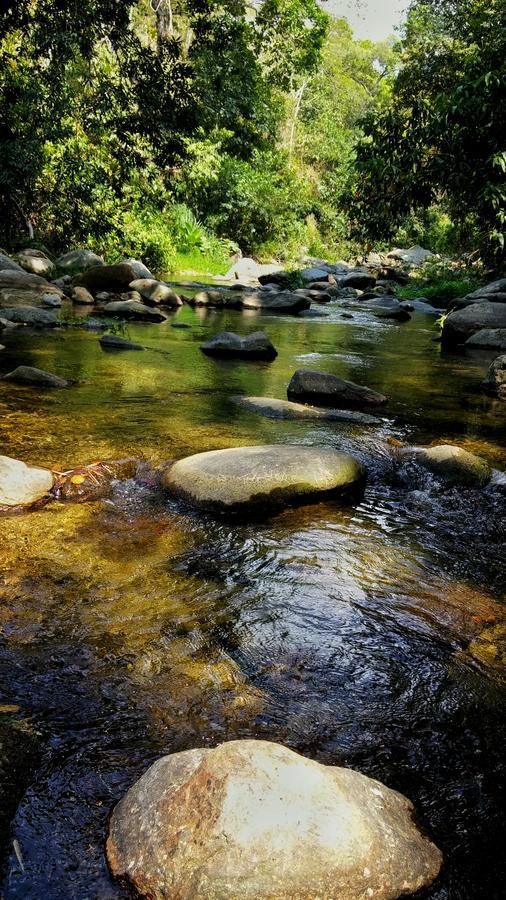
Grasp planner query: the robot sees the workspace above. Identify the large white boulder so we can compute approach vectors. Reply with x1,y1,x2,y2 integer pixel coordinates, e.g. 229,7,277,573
107,739,442,900
0,455,53,507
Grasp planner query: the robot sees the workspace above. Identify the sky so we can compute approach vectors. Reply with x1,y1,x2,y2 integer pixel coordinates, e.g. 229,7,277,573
322,1,410,42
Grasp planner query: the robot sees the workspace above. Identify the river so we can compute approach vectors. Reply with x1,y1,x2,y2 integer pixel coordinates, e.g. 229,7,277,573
0,298,505,898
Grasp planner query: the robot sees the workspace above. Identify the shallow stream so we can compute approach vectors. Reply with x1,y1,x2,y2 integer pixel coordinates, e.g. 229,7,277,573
1,299,505,898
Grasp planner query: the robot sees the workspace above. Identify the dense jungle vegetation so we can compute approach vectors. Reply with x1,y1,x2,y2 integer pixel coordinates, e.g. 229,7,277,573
0,0,504,273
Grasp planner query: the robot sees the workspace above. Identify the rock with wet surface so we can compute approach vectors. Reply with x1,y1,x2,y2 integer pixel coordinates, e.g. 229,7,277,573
288,368,388,410
99,334,145,351
1,365,71,388
339,271,376,290
233,396,381,424
0,454,54,506
465,329,506,351
416,444,492,485
102,300,167,322
482,354,506,399
0,719,40,861
442,302,506,345
129,278,182,306
107,739,442,900
41,292,62,308
201,331,277,360
162,444,366,512
0,306,58,327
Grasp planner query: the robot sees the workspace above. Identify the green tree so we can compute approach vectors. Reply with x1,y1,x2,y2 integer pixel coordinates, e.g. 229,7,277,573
350,0,506,261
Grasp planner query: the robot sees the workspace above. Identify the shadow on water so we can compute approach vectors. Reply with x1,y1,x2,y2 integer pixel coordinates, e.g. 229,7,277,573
0,306,505,897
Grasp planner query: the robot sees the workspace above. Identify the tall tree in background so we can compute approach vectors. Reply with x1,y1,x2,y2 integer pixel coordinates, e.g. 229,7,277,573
350,0,506,261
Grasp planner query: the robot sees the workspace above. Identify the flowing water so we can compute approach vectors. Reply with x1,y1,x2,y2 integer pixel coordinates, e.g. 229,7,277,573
0,299,505,898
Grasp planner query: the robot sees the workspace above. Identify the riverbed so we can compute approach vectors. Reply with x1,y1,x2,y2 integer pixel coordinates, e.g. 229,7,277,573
1,300,505,898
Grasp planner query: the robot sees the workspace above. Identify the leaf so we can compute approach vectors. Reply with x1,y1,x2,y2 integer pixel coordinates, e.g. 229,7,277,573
70,474,86,485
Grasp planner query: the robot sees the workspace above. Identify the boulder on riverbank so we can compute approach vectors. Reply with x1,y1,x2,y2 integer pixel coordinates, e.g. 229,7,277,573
416,444,491,486
465,329,506,351
107,739,442,900
15,248,55,276
72,286,95,305
129,278,182,306
162,445,366,512
56,249,104,270
241,290,310,313
0,252,25,273
482,354,506,399
0,306,58,327
1,366,71,388
288,369,388,410
442,302,506,345
74,263,136,294
201,332,277,360
0,454,54,506
233,396,381,424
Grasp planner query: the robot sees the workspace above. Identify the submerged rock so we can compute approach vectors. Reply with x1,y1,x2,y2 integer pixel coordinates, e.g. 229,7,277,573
99,334,145,351
233,396,381,424
102,300,166,322
0,454,54,506
0,719,40,860
1,365,71,388
416,444,492,486
442,302,506,345
162,444,366,512
482,354,506,399
288,368,388,409
107,739,442,900
201,331,277,360
52,458,138,501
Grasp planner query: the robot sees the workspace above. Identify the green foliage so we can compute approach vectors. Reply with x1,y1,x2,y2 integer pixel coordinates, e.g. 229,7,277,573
397,277,483,305
350,0,506,263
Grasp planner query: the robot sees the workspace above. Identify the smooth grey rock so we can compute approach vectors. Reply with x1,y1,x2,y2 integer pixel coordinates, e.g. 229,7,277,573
129,278,182,306
225,258,282,282
15,249,54,276
0,269,57,291
482,354,506,399
123,258,153,280
102,300,166,322
300,267,330,282
0,454,54,506
201,331,277,360
233,396,381,424
0,306,58,327
339,272,376,290
0,253,24,273
241,291,310,313
41,292,62,308
107,739,442,900
288,369,388,410
99,334,145,351
465,329,506,351
1,366,71,388
403,298,443,314
162,445,366,512
464,278,506,300
416,444,491,485
442,302,506,345
56,249,104,270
